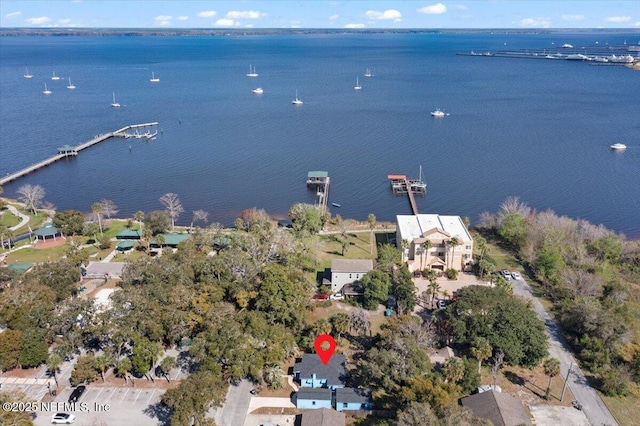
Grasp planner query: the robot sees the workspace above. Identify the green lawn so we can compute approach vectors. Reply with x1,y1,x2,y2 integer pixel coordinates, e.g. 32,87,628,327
316,232,376,270
0,208,21,228
602,393,640,426
5,245,70,264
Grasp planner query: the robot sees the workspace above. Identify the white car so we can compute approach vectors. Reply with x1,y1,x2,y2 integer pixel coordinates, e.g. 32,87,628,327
51,413,75,424
511,272,522,280
330,293,344,300
437,300,447,309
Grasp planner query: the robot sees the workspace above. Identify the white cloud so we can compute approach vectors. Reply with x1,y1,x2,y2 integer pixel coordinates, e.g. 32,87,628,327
417,3,447,15
520,17,551,28
345,23,365,29
5,11,22,18
605,16,631,23
58,19,71,25
215,18,237,27
450,5,468,11
561,14,585,21
198,11,217,18
366,9,402,21
155,15,173,26
635,21,640,27
177,16,189,21
225,10,264,20
25,16,51,25
329,14,339,20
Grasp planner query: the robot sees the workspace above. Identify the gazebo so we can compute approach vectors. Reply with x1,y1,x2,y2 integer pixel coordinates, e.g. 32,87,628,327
116,240,135,252
33,224,63,242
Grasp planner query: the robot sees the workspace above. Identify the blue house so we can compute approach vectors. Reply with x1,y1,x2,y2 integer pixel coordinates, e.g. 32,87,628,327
294,354,346,389
295,388,332,410
335,387,372,412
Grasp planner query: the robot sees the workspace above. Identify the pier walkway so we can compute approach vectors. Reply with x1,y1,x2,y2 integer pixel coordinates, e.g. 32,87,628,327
388,174,422,215
0,122,158,186
307,171,331,212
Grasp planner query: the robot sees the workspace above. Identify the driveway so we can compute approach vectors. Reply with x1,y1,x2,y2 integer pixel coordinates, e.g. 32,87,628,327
511,277,618,426
209,379,253,426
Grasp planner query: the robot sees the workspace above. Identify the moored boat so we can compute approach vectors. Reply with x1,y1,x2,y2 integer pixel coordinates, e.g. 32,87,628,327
610,143,627,150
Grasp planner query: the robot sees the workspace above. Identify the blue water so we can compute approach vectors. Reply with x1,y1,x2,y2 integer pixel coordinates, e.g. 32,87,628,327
1,33,639,237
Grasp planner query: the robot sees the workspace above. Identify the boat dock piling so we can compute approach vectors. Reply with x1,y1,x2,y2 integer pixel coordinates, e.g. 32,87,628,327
388,174,425,215
0,122,158,186
307,171,330,212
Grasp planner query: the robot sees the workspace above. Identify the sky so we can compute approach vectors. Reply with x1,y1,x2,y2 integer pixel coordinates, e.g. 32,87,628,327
1,1,639,30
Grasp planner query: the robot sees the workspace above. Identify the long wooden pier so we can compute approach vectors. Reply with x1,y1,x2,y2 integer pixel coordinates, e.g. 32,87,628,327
0,122,158,186
388,174,425,215
307,171,330,212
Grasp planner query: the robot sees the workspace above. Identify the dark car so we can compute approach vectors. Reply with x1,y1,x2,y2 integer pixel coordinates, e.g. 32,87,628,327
312,293,329,300
68,385,86,403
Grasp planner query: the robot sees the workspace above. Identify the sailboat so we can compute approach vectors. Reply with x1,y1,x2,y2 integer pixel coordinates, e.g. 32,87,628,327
111,92,120,108
150,72,160,83
43,83,52,95
246,65,258,77
364,68,373,77
67,78,76,89
23,67,33,79
354,76,362,90
292,90,303,105
51,71,60,81
411,165,427,191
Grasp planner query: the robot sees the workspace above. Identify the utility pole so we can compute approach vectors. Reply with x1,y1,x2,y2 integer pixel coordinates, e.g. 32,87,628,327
561,363,573,402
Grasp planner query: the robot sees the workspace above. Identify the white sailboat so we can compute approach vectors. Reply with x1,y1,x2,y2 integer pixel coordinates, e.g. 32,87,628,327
292,90,303,105
354,76,362,90
43,83,52,95
111,92,120,108
51,71,60,81
364,68,373,77
150,72,160,83
246,65,258,77
411,165,427,191
23,67,33,79
67,78,76,89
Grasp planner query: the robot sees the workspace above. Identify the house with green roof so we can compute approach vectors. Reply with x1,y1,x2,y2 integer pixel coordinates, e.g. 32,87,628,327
116,229,141,240
150,233,190,248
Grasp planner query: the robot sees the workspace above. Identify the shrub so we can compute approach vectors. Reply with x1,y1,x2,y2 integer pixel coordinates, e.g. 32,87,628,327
445,268,458,280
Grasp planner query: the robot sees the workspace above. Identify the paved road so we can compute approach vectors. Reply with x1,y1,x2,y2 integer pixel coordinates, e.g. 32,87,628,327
211,379,252,426
6,204,30,231
512,277,618,426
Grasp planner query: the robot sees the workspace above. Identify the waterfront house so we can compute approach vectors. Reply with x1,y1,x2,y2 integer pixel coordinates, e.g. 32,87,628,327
149,233,190,249
116,229,141,240
300,408,346,426
329,259,374,294
396,214,474,272
295,388,332,410
294,353,346,389
335,387,372,412
461,390,532,426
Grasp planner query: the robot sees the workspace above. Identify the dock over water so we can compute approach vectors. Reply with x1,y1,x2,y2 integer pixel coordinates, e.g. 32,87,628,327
0,122,158,186
388,174,426,215
307,171,330,212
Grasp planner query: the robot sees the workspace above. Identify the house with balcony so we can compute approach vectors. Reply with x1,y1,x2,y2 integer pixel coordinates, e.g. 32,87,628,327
327,259,374,294
396,214,474,272
294,353,346,389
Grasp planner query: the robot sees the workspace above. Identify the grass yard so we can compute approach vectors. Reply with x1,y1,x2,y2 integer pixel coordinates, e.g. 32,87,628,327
0,208,21,228
315,232,376,270
602,392,640,426
4,245,70,264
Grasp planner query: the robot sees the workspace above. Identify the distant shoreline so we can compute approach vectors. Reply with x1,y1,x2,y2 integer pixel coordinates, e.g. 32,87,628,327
1,27,639,37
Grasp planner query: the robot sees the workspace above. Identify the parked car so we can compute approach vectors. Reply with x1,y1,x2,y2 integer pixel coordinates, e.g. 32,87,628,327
51,413,76,424
501,269,511,279
312,293,329,300
330,293,344,300
511,271,522,280
68,385,86,403
437,300,447,310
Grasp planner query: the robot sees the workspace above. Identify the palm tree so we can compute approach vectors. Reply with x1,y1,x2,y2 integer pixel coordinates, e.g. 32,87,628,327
543,357,561,400
428,280,440,305
134,211,145,232
401,239,410,261
330,313,350,339
471,337,492,374
94,354,111,382
46,354,63,386
116,358,132,384
263,364,285,390
313,318,332,338
159,356,177,383
442,357,465,383
421,240,433,271
92,203,104,234
448,237,461,270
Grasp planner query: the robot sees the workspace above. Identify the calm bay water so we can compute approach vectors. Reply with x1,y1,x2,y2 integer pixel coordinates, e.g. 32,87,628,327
1,33,639,237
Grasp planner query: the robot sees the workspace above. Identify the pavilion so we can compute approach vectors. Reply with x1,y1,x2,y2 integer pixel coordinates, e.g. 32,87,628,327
33,224,63,242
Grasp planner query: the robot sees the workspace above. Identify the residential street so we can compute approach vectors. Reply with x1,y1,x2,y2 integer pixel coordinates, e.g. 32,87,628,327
512,277,619,426
211,379,252,426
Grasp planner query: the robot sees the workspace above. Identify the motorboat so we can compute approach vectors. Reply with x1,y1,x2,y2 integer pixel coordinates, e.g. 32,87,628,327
565,54,589,61
608,54,635,63
332,203,341,208
252,87,264,94
610,143,627,150
562,43,574,48
431,109,445,117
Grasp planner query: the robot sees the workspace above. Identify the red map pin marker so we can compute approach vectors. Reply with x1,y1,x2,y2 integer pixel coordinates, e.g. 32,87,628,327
314,334,337,365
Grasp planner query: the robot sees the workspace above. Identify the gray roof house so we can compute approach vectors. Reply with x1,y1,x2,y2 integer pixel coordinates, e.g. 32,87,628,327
294,353,347,389
335,387,372,411
295,388,332,410
329,259,373,294
461,390,532,426
300,408,346,426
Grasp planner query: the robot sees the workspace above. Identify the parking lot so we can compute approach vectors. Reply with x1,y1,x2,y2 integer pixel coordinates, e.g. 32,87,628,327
32,385,168,426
